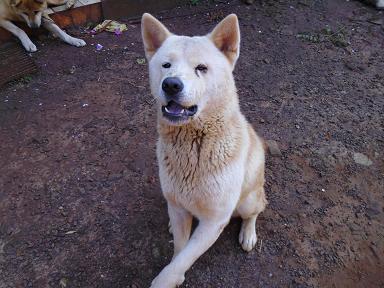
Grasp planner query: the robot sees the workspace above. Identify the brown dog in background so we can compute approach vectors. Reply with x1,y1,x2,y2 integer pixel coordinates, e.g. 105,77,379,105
0,0,85,52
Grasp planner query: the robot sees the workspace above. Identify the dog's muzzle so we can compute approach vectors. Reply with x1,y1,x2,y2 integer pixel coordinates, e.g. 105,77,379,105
160,77,198,122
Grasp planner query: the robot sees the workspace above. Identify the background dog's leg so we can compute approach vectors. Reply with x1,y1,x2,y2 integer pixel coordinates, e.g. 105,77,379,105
42,20,86,47
0,20,37,52
167,203,192,258
151,217,230,288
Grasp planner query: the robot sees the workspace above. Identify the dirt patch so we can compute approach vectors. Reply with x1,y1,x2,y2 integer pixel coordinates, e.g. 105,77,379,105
1,0,383,287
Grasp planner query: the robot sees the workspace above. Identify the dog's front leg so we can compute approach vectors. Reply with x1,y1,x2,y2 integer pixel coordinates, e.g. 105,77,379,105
167,203,193,258
0,20,37,52
42,19,86,47
151,216,230,288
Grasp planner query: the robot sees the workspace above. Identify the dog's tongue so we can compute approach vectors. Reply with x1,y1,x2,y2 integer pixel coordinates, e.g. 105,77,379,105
166,101,184,115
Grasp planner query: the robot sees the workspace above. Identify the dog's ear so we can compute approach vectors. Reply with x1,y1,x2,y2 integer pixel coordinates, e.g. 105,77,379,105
10,0,22,7
141,13,172,61
209,14,240,68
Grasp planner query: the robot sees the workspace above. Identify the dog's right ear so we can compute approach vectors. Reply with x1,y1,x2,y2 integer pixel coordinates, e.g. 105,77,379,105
141,13,171,61
10,0,22,6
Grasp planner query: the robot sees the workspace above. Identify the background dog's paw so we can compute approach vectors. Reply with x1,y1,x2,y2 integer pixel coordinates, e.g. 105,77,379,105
65,0,76,9
22,41,37,52
68,37,86,47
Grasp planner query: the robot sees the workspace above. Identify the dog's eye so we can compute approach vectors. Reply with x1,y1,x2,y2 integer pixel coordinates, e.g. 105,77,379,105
195,64,208,73
162,62,171,68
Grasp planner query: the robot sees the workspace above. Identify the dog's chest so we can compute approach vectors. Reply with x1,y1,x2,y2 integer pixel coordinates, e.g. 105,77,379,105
157,126,241,209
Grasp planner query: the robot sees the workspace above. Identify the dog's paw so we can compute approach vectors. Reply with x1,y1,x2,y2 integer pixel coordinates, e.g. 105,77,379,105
150,266,184,288
22,40,37,52
67,37,86,47
239,220,257,252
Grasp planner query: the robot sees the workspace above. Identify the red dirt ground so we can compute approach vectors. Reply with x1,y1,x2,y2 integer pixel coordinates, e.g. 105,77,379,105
0,0,383,287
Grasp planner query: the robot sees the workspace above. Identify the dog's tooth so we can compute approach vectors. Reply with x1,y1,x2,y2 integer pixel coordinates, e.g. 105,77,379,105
181,109,185,114
165,107,170,113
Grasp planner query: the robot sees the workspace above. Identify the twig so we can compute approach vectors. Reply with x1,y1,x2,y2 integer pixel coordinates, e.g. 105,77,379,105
276,99,287,115
126,80,146,89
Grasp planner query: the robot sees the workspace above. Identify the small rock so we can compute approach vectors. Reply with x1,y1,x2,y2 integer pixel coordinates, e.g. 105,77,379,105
365,203,381,220
353,153,372,166
266,140,282,157
69,65,76,74
242,0,254,4
152,247,160,258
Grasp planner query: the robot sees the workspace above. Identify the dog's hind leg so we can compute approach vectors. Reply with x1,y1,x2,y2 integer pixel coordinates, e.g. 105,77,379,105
42,17,86,47
237,187,267,252
167,203,193,258
0,20,37,52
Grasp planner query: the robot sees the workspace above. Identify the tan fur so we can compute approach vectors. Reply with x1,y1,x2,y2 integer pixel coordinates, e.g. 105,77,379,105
0,0,85,52
142,13,267,287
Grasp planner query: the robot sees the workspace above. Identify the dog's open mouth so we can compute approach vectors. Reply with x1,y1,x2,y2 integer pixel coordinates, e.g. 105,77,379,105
162,100,198,120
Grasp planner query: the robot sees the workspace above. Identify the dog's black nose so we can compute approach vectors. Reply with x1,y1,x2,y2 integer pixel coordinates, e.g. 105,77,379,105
162,77,184,96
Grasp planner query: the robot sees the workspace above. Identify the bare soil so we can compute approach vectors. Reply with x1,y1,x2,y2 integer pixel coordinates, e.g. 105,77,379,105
0,0,383,287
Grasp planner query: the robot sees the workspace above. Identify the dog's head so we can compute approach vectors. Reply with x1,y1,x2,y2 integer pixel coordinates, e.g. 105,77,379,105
142,13,240,126
10,0,47,28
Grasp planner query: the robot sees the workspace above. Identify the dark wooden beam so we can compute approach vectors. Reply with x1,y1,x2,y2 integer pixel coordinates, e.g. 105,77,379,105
101,0,186,20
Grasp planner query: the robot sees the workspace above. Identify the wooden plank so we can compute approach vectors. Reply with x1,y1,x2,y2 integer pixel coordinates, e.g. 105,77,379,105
50,2,102,28
102,0,186,20
0,43,38,87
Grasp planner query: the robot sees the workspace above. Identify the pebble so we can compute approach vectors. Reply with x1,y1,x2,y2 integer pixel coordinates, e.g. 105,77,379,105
152,247,160,258
266,140,282,157
353,153,372,166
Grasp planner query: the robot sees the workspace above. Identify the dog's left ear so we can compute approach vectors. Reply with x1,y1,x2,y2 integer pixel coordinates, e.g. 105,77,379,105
141,13,172,61
209,14,240,68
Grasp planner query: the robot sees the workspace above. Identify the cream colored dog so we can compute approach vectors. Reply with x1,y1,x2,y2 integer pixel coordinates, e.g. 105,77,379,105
142,13,267,288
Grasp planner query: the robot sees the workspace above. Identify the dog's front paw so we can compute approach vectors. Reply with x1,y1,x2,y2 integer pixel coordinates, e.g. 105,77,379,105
67,37,86,47
150,267,184,288
22,40,37,52
239,220,257,252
